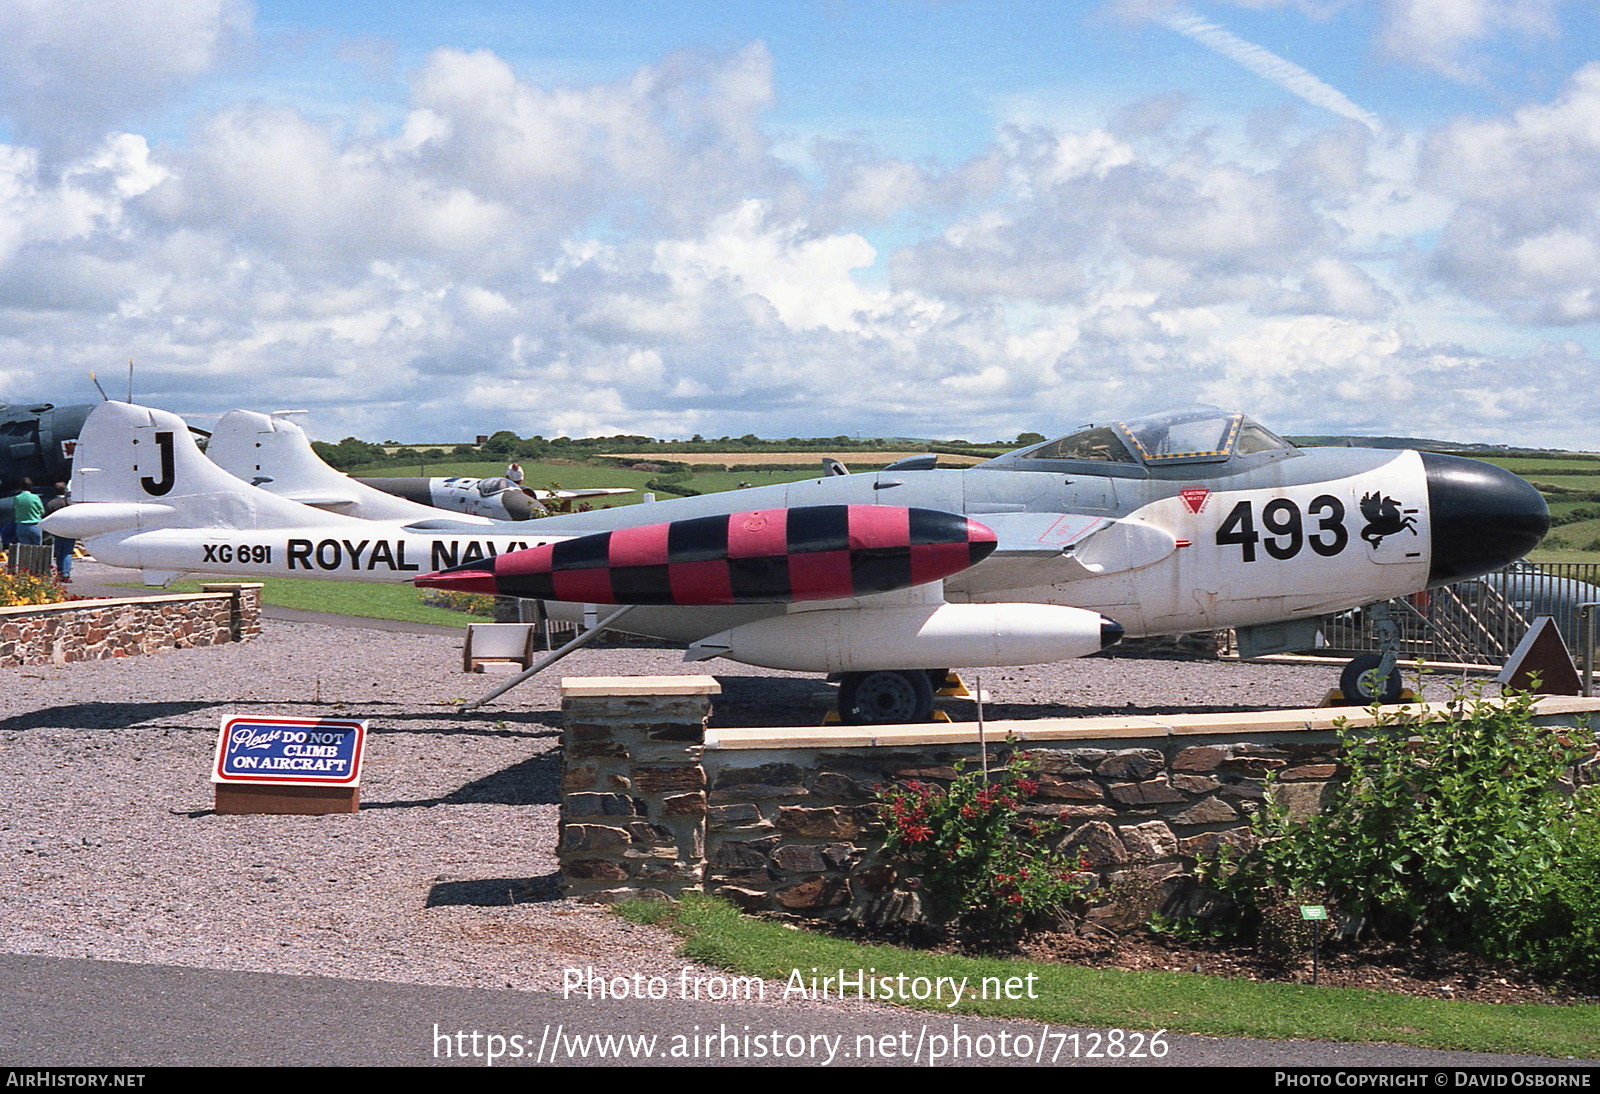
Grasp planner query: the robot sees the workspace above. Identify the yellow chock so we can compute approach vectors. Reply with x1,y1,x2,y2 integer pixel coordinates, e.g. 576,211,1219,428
821,708,955,725
1320,687,1419,708
934,672,971,697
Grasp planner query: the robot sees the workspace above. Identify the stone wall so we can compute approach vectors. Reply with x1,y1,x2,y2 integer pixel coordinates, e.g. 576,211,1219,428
0,583,262,667
699,734,1336,929
557,679,1600,924
559,677,716,903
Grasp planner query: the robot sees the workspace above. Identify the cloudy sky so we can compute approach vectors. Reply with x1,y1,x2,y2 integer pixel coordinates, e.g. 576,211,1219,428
1,1,1597,447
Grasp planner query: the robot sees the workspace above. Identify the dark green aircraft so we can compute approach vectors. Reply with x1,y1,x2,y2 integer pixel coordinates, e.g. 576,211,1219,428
0,402,94,520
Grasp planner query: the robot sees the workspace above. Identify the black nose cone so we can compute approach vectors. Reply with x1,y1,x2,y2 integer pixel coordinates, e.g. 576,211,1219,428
1423,452,1548,586
1100,617,1124,649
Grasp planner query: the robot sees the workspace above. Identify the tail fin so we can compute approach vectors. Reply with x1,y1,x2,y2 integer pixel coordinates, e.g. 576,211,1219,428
207,409,463,523
64,401,355,530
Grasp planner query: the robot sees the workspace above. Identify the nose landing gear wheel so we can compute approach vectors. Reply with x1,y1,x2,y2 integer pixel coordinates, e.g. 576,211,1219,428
1340,653,1403,705
838,669,937,725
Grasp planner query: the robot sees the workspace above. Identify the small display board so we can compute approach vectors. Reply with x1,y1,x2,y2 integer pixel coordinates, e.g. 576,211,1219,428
212,716,367,815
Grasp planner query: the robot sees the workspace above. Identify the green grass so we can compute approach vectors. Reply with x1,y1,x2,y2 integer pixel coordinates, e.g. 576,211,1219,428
1535,516,1600,555
127,577,483,627
1487,458,1600,474
1527,478,1600,496
620,896,1600,1059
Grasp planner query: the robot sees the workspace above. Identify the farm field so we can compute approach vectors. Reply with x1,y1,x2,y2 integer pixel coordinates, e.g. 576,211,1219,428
1485,457,1600,473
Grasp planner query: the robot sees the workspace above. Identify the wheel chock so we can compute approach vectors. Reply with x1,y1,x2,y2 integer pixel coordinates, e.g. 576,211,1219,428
820,707,955,725
1320,687,1419,708
934,672,971,697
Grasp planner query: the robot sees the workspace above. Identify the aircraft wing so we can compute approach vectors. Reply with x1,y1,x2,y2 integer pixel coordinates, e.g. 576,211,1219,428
534,487,635,500
399,517,555,535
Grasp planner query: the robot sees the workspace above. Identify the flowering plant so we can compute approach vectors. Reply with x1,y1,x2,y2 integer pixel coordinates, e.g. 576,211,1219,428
0,570,69,607
876,751,1095,939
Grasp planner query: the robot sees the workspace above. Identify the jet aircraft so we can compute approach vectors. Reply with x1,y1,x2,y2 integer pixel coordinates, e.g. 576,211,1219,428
356,474,633,520
45,401,1548,723
0,402,94,520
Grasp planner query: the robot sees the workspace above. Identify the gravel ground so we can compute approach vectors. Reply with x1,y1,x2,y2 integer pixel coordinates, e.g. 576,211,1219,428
0,564,1480,999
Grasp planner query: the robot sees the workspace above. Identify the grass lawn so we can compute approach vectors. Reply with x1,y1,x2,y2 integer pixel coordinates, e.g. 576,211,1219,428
621,896,1600,1059
128,576,483,627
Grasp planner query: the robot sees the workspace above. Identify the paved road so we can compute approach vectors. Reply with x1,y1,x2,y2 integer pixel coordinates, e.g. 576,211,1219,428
0,953,1582,1068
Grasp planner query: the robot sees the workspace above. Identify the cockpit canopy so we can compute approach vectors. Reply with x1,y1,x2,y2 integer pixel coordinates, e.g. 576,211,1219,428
474,476,519,496
998,406,1295,469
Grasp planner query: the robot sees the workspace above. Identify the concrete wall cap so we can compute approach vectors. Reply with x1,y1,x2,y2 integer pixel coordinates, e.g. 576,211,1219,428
561,675,722,698
702,695,1600,750
0,592,235,617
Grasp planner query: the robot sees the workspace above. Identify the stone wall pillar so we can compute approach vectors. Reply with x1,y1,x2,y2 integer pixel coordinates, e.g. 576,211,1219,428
558,676,718,902
201,582,263,641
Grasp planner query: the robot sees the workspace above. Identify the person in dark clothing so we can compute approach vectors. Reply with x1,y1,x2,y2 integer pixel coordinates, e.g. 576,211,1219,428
45,482,75,582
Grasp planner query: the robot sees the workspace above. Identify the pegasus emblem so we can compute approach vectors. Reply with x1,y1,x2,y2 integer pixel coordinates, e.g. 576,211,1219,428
1359,492,1419,547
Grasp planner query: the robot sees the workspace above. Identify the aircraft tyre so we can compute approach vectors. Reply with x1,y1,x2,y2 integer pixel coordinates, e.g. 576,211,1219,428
1340,654,1403,706
839,669,936,725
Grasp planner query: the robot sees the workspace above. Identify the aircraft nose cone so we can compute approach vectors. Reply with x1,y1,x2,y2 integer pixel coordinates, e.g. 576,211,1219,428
500,489,536,520
1100,617,1124,650
1423,452,1548,586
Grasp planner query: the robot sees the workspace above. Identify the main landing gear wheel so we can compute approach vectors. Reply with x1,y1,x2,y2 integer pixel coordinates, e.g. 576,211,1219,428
1340,653,1403,706
838,669,937,725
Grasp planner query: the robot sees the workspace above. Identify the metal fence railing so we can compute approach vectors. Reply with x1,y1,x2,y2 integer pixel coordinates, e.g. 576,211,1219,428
1317,562,1600,667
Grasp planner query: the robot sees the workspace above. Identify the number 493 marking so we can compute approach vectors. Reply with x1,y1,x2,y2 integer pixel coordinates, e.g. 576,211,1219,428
1215,495,1347,562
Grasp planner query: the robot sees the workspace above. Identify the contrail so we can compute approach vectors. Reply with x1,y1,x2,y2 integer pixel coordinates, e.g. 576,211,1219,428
1158,7,1381,131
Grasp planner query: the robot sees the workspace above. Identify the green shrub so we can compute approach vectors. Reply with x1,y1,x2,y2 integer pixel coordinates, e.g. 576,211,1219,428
1500,788,1600,977
1198,688,1599,977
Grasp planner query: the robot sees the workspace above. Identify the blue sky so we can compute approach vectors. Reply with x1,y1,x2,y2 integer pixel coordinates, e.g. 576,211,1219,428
1,1,1598,447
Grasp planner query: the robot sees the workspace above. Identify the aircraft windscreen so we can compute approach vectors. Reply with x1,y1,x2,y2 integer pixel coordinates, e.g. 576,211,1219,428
1007,407,1295,469
1109,407,1293,464
476,477,514,495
